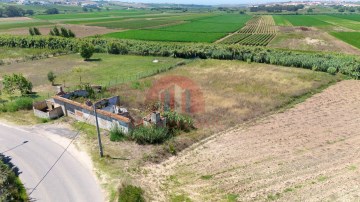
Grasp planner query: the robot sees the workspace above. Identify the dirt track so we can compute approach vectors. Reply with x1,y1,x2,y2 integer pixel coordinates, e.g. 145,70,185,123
141,80,360,201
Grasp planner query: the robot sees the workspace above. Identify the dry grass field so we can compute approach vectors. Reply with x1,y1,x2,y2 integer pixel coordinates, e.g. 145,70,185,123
0,24,120,38
139,80,360,202
73,59,341,201
268,26,360,55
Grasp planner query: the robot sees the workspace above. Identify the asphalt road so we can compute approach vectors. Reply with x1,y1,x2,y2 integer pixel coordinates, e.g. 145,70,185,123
0,123,103,202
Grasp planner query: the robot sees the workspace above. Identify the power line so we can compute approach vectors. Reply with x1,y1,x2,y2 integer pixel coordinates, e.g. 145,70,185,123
29,115,93,196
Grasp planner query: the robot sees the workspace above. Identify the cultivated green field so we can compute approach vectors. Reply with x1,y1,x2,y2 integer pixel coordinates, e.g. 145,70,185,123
103,14,250,42
89,19,182,29
330,32,360,49
103,29,226,42
33,10,151,20
273,15,292,26
0,21,53,31
274,15,331,26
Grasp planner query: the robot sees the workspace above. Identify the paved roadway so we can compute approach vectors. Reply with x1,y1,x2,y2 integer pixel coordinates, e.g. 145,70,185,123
0,123,103,202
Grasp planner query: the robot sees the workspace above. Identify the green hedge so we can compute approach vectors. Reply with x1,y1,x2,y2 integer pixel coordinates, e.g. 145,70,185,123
0,35,359,78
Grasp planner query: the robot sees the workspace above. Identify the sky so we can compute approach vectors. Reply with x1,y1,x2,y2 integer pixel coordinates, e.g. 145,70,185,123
120,0,339,6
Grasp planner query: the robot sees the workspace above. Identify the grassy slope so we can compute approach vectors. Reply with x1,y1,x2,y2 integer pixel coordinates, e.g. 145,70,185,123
330,32,360,49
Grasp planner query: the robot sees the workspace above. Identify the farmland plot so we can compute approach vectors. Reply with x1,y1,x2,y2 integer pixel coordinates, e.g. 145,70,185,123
330,32,360,49
219,15,277,46
88,19,183,29
274,15,330,26
102,14,251,42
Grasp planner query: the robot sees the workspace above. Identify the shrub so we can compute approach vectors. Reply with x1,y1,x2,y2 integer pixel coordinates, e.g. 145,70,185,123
80,43,94,61
47,71,56,86
2,74,32,96
110,124,126,142
118,185,145,202
327,67,337,75
107,42,128,54
130,126,170,144
0,97,33,112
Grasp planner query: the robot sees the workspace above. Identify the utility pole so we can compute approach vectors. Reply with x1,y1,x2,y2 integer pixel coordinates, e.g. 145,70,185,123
93,103,104,158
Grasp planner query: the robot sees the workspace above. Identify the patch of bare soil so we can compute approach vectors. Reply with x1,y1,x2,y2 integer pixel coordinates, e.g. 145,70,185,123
0,17,32,22
0,24,121,38
140,80,360,201
269,27,360,55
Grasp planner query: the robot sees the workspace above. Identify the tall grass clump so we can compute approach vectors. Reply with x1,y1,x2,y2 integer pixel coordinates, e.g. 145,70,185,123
163,111,194,132
129,126,169,144
118,185,145,202
109,124,126,142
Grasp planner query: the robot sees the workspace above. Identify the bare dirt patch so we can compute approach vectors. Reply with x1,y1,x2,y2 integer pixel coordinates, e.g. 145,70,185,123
140,80,360,201
269,27,360,55
0,24,121,38
0,17,32,22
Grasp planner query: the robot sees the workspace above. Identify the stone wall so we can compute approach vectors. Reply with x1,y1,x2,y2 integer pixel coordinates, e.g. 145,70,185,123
53,96,132,132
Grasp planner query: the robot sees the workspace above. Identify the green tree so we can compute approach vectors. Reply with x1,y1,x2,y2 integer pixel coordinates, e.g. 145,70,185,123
50,26,60,36
80,43,94,61
25,9,34,15
47,71,56,86
45,8,59,14
33,27,41,35
2,74,32,96
60,27,69,38
29,27,35,36
68,29,76,38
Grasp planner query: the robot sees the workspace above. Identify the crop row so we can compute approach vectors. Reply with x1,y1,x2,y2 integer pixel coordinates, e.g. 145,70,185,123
238,16,277,34
219,34,251,44
238,34,275,46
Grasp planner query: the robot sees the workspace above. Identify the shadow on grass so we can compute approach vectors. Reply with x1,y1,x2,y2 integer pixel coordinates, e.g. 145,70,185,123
85,58,102,62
